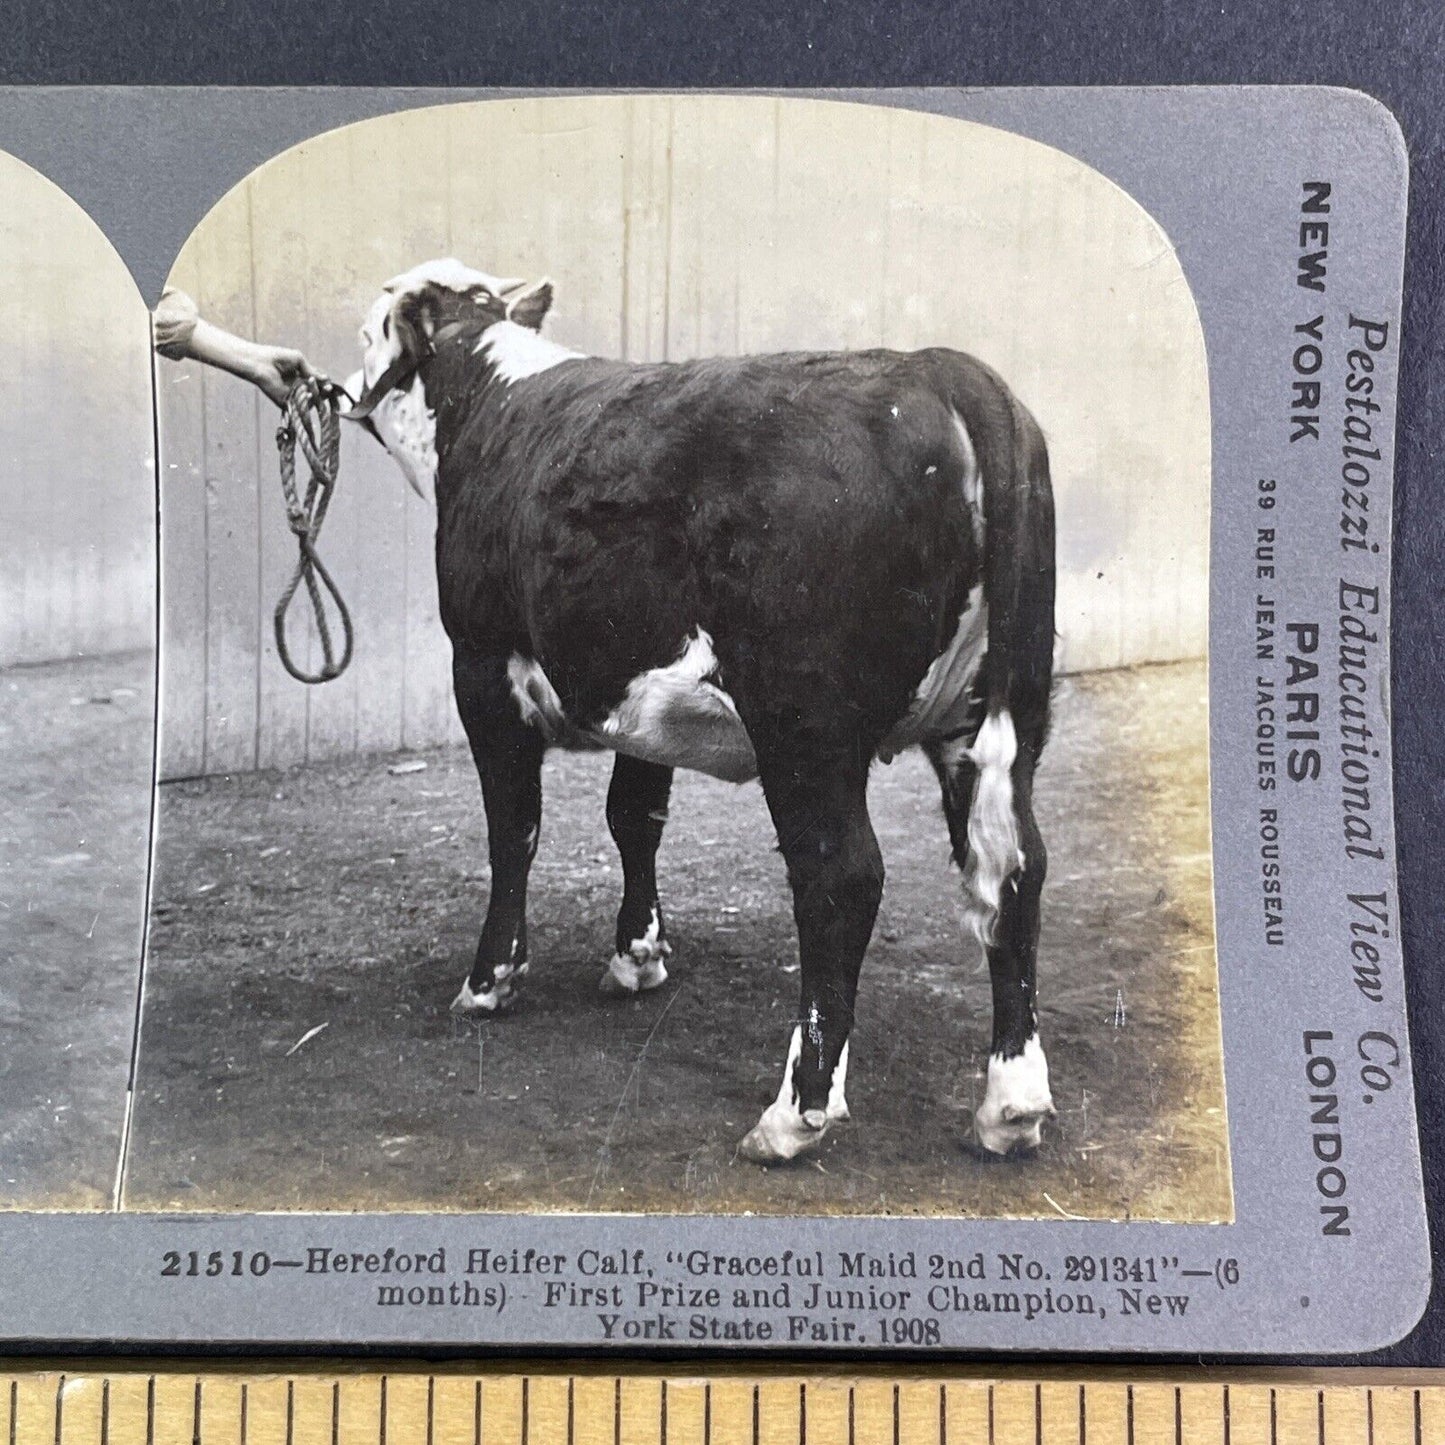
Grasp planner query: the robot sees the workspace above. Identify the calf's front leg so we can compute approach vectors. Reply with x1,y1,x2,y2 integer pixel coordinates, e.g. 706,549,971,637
450,649,544,1015
601,754,674,994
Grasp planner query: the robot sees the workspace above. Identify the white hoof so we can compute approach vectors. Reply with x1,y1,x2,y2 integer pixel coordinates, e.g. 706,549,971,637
738,1098,830,1163
599,918,672,995
451,978,507,1015
974,1036,1054,1154
450,960,526,1017
737,1032,850,1163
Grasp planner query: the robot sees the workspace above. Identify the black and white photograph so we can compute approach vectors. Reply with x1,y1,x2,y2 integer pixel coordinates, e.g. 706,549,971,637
0,0,1440,1389
108,95,1230,1220
0,153,156,1209
0,70,1433,1360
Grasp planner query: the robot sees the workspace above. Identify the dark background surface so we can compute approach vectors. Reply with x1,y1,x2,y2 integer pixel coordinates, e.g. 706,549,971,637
0,0,1440,1367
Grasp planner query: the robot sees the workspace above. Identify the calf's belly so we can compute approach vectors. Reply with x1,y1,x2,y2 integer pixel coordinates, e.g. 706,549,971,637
506,587,986,784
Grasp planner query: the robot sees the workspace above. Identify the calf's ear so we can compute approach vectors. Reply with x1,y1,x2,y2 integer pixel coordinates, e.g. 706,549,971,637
506,279,553,331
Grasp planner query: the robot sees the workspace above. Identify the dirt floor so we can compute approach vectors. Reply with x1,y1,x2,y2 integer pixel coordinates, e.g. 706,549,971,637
0,650,154,1209
126,660,1231,1220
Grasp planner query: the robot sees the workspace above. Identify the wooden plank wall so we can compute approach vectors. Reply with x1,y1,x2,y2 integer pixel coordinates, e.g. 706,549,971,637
0,157,155,667
158,96,1210,780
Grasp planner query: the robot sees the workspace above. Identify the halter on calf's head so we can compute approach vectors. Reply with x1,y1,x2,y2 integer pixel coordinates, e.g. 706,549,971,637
343,259,555,501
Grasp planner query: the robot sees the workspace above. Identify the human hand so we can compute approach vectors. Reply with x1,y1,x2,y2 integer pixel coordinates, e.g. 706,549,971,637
247,346,318,408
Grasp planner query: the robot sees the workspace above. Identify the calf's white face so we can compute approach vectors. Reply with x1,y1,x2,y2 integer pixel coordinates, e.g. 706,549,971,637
349,259,537,503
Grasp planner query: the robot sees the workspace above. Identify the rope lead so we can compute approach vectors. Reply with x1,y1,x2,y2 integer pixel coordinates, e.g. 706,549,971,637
274,377,354,684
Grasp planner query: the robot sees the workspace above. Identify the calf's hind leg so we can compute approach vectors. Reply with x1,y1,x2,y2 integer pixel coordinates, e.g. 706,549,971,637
450,649,545,1015
600,754,674,994
929,710,1054,1154
739,745,880,1163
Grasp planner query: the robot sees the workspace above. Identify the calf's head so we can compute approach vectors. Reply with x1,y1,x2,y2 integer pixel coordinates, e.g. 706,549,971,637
344,258,553,501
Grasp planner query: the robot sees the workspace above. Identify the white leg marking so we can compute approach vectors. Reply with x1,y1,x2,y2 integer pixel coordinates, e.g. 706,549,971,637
450,975,510,1016
961,708,1024,946
974,1035,1055,1154
826,1038,851,1122
599,907,672,995
737,1027,851,1163
450,950,529,1017
498,950,530,980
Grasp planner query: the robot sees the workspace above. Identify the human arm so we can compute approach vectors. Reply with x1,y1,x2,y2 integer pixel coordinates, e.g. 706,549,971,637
153,288,318,408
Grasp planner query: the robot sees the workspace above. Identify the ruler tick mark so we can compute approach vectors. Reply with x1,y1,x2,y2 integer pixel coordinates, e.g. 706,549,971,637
101,1380,110,1445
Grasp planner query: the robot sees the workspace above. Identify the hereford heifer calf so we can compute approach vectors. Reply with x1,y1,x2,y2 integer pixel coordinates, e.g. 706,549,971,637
343,259,1057,1164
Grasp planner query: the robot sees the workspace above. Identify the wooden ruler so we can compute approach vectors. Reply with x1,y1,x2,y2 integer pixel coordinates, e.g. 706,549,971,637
3,1365,1442,1445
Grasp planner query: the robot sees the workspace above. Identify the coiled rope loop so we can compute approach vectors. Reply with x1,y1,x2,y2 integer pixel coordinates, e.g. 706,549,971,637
274,377,354,684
